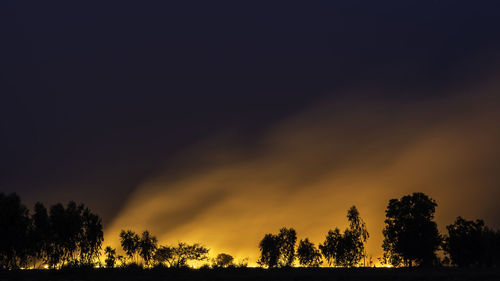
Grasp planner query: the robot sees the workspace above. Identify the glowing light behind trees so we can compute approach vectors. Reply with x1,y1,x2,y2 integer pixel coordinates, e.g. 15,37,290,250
105,81,500,265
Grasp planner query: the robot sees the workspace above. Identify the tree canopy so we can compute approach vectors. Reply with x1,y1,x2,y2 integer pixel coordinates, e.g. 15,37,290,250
319,206,369,267
0,193,103,269
153,243,209,268
258,227,297,268
213,253,234,268
382,192,441,267
445,216,500,267
297,238,322,267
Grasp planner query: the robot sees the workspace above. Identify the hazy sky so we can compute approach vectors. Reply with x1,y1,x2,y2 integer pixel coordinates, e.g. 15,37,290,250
2,1,500,264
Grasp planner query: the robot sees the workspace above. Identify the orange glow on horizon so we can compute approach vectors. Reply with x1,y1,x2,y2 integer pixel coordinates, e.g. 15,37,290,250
104,86,500,266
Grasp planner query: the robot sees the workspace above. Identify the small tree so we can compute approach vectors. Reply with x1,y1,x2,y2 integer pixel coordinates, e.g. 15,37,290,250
175,243,209,268
153,246,175,267
213,253,234,268
104,247,116,268
297,238,322,267
153,243,209,268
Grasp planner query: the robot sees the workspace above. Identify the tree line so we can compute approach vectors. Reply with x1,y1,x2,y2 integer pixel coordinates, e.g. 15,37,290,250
1,192,499,270
0,193,103,269
104,230,243,269
257,206,369,268
256,193,500,268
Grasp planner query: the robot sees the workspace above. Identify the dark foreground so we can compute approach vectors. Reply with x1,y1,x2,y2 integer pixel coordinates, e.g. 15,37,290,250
1,268,500,281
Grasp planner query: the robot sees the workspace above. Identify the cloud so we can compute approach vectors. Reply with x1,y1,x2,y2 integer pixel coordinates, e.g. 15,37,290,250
105,79,500,265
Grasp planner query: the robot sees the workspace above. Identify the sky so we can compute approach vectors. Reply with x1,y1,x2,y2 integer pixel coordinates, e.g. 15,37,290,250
2,1,500,265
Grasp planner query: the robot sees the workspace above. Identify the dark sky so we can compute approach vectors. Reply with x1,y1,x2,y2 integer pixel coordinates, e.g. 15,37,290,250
2,0,500,232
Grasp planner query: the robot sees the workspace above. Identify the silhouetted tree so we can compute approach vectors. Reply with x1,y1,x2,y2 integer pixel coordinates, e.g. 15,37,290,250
320,228,358,267
445,216,500,267
153,243,209,268
104,247,116,268
319,228,341,266
139,230,158,267
319,206,369,267
48,202,84,266
258,233,280,268
213,253,234,268
382,192,441,267
0,194,103,269
297,238,322,267
258,228,297,268
347,206,369,266
43,201,103,268
177,243,209,268
153,246,175,267
30,202,51,268
79,207,103,265
0,193,31,269
339,229,362,267
278,227,297,267
119,230,140,264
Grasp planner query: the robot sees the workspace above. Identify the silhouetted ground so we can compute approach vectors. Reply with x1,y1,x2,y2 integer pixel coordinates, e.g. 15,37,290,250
1,268,500,281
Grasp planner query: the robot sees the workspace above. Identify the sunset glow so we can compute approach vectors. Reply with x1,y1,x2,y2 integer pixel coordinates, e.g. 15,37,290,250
104,87,500,265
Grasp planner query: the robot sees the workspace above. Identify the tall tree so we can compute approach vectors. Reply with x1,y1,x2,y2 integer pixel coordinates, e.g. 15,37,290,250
382,192,441,267
139,230,158,267
79,207,103,265
119,230,140,264
278,227,297,267
346,206,369,266
0,193,31,269
30,202,51,268
297,238,322,267
258,233,280,268
48,202,85,266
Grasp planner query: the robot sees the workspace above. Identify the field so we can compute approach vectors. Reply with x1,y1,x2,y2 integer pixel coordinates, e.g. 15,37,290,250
1,268,500,281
